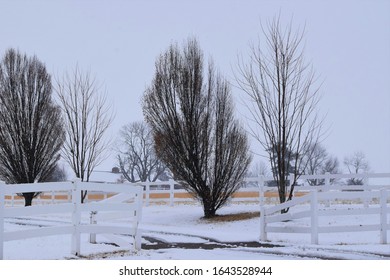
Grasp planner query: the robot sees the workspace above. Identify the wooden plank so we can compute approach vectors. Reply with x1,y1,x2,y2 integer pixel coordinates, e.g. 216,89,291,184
318,191,379,201
80,202,137,213
266,226,311,234
94,211,137,222
78,182,143,194
79,225,136,236
264,194,311,215
317,207,379,217
96,193,135,203
318,224,380,233
4,203,73,217
4,182,72,195
3,226,73,241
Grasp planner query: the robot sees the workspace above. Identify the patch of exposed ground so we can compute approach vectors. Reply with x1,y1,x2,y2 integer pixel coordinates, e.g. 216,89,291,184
201,211,260,223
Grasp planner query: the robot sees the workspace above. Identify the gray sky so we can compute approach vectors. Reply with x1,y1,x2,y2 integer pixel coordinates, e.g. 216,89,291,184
1,0,389,173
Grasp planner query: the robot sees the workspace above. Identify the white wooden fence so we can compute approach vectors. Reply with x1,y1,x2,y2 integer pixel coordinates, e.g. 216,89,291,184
136,172,390,206
0,180,143,260
5,172,389,207
259,173,390,245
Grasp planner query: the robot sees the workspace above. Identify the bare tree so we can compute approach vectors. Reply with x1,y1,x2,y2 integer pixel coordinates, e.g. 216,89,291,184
55,67,113,202
45,163,68,182
303,143,340,186
344,151,370,185
247,160,270,178
236,16,323,209
0,48,65,206
116,121,167,182
143,39,252,218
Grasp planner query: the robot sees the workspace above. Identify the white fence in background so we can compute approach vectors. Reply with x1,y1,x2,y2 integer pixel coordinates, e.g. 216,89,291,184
136,172,390,206
0,180,143,260
259,173,390,245
4,173,390,207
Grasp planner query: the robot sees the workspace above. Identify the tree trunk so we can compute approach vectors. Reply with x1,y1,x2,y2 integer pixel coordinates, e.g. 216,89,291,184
203,207,217,219
81,190,87,203
23,192,35,207
202,197,217,219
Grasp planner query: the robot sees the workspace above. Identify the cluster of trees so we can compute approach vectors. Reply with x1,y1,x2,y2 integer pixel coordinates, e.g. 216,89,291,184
116,15,317,217
0,49,112,206
116,17,371,217
2,17,371,216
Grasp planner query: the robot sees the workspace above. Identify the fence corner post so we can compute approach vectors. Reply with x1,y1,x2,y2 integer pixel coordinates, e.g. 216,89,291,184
71,178,81,256
380,189,388,244
310,190,319,245
0,181,5,260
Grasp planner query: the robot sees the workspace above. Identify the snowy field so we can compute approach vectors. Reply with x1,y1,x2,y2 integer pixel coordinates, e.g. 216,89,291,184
2,202,389,260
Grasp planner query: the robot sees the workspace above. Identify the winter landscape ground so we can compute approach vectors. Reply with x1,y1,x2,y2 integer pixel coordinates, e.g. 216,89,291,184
3,202,389,260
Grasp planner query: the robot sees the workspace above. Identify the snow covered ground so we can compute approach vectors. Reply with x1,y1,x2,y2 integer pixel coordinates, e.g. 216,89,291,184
2,202,389,260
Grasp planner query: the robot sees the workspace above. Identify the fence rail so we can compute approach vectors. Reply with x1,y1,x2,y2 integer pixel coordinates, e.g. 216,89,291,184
260,188,390,245
0,180,143,260
1,173,390,256
4,173,390,207
135,172,390,206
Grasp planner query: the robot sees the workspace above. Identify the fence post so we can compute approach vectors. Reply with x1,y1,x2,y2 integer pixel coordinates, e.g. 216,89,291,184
380,189,387,244
259,176,265,207
363,173,369,208
259,205,267,242
71,178,81,256
134,187,143,251
0,181,5,260
145,182,150,207
324,172,330,207
310,190,319,245
89,211,97,244
169,179,175,207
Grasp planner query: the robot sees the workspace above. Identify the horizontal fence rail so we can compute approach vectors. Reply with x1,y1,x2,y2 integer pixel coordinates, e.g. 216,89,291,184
0,180,143,260
1,172,389,256
260,188,389,245
4,173,390,207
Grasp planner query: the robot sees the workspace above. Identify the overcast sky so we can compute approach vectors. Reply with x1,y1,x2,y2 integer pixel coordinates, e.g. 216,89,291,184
1,0,389,174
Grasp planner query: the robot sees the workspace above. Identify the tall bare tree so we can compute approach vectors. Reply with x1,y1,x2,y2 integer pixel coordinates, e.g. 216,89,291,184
0,48,65,206
116,121,167,182
143,39,252,218
55,67,113,202
236,17,323,209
